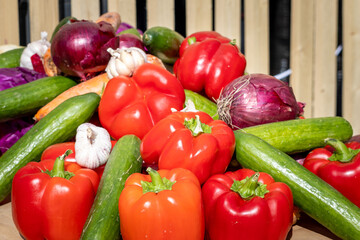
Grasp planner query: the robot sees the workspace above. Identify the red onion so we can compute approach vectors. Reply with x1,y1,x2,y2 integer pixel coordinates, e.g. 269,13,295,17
118,33,146,51
51,20,118,80
217,73,305,129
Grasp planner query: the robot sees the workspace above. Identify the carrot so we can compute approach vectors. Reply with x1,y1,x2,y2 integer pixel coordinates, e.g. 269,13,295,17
34,73,110,121
146,54,166,69
43,48,61,77
96,12,121,31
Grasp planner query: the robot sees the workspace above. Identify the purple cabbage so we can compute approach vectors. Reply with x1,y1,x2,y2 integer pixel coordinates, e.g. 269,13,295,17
0,117,34,155
0,67,47,91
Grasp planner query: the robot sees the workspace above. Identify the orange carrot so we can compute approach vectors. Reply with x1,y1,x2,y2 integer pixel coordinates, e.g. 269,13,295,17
146,54,166,69
43,48,61,77
34,73,110,121
96,12,121,31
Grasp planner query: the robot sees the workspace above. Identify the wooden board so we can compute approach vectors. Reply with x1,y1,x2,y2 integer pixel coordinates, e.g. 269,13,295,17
0,202,342,240
0,0,19,45
108,0,137,26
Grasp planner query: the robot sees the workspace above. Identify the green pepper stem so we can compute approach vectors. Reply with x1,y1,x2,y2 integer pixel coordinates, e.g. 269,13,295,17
141,167,175,194
49,149,74,179
230,39,237,46
230,173,269,199
326,138,360,163
184,115,212,137
187,36,197,45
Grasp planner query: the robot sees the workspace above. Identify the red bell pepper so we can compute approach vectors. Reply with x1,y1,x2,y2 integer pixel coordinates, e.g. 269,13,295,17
11,150,99,240
118,167,204,240
140,110,235,184
202,168,293,240
98,63,185,140
40,141,117,179
173,31,246,100
303,138,360,208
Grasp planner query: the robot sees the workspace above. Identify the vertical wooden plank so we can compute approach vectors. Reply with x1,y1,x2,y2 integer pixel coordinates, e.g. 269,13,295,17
313,0,338,117
186,0,212,35
71,0,100,21
244,0,269,74
343,0,360,134
29,0,59,42
108,0,136,26
290,0,315,118
214,0,241,48
147,0,174,29
0,0,19,45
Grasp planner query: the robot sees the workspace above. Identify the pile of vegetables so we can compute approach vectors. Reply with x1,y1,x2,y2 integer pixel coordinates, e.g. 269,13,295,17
0,10,359,240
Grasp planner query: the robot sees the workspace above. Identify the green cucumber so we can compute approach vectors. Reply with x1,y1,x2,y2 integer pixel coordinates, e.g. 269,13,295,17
143,26,184,64
184,89,219,120
234,131,360,240
240,117,353,154
0,76,77,122
0,48,25,68
81,135,143,240
0,93,100,201
50,16,76,42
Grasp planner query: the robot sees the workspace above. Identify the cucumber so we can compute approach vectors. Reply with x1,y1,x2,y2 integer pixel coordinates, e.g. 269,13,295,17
81,135,143,240
184,89,219,120
143,26,184,64
0,76,77,122
240,117,353,154
0,93,100,201
50,16,76,42
234,131,360,240
0,48,24,68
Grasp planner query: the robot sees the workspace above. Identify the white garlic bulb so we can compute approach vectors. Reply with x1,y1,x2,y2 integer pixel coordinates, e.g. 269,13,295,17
20,31,50,70
75,123,112,169
105,47,148,79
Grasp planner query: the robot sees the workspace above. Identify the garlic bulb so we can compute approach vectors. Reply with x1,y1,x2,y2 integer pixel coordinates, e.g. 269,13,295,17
105,47,148,79
75,123,112,169
20,31,50,70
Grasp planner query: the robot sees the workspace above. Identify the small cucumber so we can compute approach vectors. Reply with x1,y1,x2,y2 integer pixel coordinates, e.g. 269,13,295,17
50,16,76,42
0,76,77,122
0,93,100,201
143,26,184,64
240,117,353,154
234,131,360,240
184,89,218,120
81,135,143,240
0,48,25,68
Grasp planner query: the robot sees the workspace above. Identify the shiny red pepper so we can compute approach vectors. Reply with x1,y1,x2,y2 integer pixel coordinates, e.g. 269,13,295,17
303,138,360,208
11,150,99,240
202,168,294,240
98,63,185,140
140,110,235,184
173,31,246,100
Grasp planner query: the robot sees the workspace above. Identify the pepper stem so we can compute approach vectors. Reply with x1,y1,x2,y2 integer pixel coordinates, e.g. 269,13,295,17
48,149,75,179
230,173,269,199
187,36,197,45
326,138,360,163
184,115,212,137
141,167,175,194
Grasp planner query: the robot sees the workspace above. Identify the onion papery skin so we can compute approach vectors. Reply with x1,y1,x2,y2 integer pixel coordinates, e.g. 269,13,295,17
118,33,146,51
51,20,117,80
217,73,305,129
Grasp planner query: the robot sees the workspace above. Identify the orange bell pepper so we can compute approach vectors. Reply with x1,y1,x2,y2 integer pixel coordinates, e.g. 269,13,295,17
118,167,204,240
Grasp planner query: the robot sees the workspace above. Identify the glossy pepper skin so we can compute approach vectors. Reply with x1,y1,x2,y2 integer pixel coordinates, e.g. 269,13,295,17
98,63,185,140
173,31,246,100
118,167,205,240
11,151,99,240
303,138,360,208
202,168,293,240
140,110,235,184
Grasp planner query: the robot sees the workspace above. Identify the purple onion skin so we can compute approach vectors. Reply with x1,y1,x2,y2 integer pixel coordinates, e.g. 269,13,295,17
51,20,118,80
0,67,47,91
218,73,305,129
117,33,146,51
116,22,143,35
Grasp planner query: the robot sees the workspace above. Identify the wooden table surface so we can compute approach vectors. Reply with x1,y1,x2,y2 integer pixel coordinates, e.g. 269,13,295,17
0,201,341,240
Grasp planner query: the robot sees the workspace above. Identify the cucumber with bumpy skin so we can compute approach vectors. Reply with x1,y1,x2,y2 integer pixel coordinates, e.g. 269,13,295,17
0,76,77,122
0,93,100,202
234,131,360,240
143,26,184,64
81,135,143,240
241,116,353,154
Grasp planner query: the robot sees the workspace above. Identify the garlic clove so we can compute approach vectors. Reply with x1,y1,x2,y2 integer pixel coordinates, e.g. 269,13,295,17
75,123,112,169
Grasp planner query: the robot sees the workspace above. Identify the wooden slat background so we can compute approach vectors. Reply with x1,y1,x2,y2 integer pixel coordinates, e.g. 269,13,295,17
0,0,359,134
